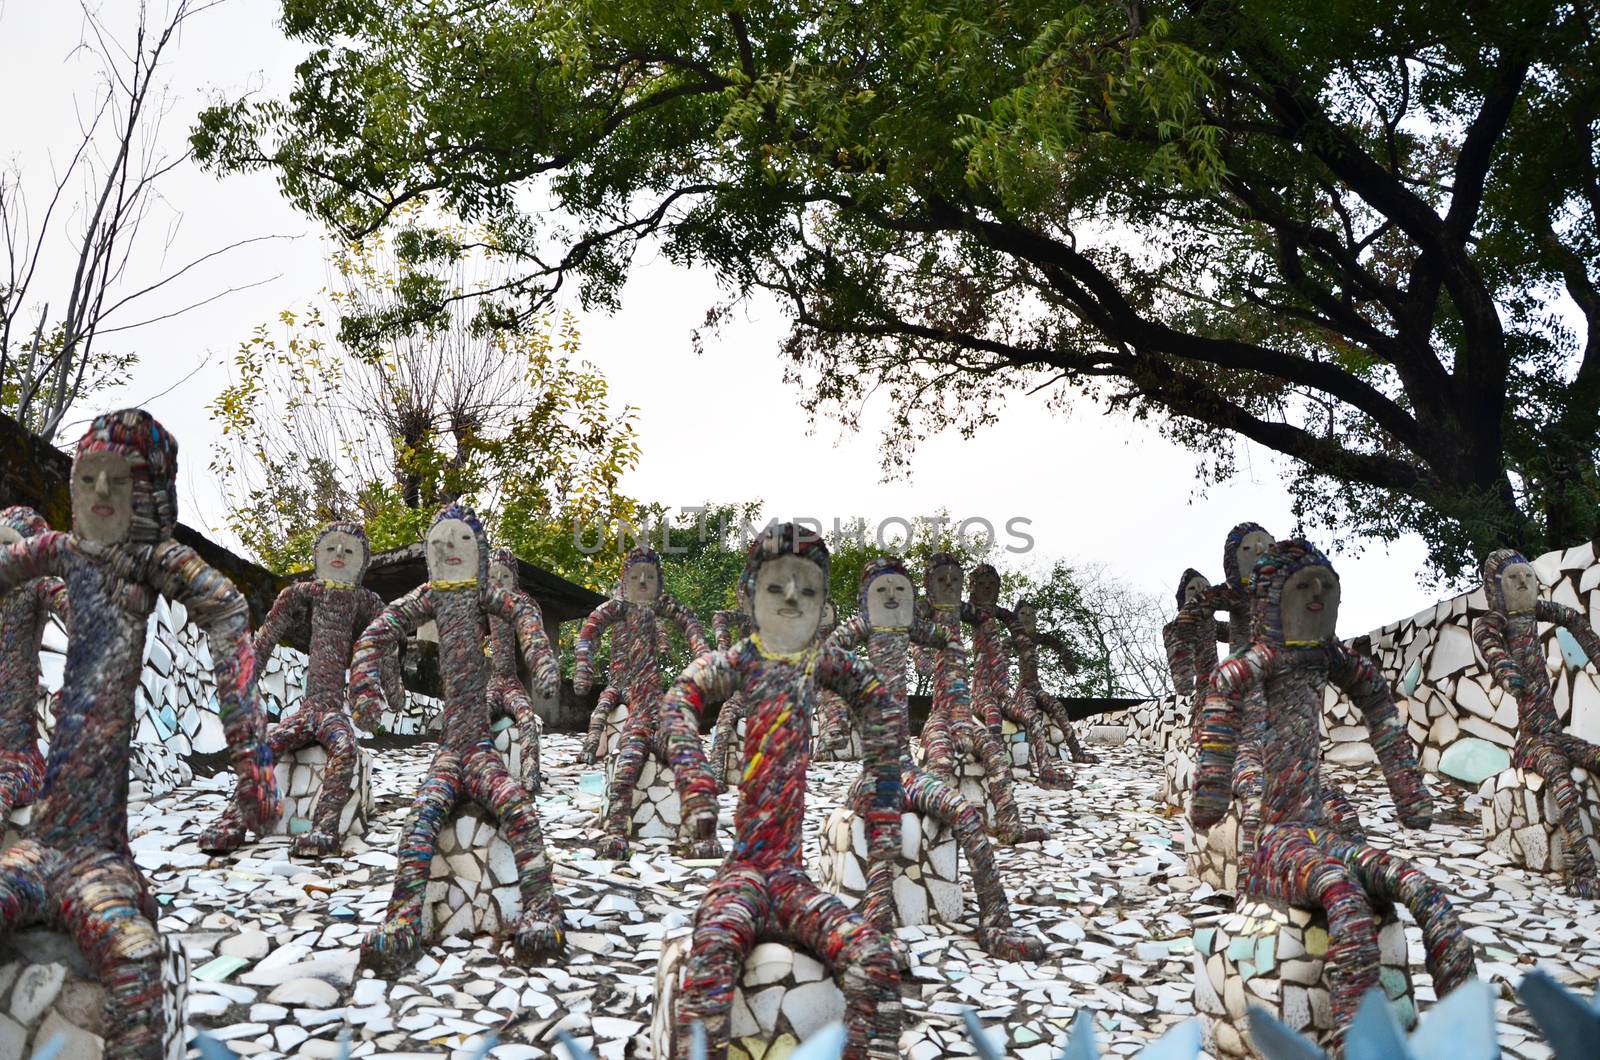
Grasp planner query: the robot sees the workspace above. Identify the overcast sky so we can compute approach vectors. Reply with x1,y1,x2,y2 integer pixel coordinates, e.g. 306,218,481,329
2,1,1448,637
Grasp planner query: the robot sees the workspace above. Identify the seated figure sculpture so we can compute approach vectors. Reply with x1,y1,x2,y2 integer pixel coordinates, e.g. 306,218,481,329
201,520,392,856
1163,568,1223,696
1191,539,1475,1041
487,547,549,794
349,502,565,973
573,547,710,858
0,506,70,820
660,524,903,1060
1009,600,1096,765
1473,549,1600,897
828,556,1045,960
0,409,278,1060
918,555,1049,843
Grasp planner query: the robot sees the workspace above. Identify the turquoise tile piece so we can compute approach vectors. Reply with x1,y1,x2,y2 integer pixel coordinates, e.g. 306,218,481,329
288,816,313,834
1379,966,1409,1000
1557,627,1590,667
492,716,515,733
193,955,248,983
1402,657,1423,695
1438,738,1511,786
579,772,606,795
1238,960,1257,982
1254,934,1276,975
1193,928,1216,956
1226,935,1255,961
1390,993,1417,1030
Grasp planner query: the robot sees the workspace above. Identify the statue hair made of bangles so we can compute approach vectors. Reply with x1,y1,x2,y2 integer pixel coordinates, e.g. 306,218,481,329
0,505,69,820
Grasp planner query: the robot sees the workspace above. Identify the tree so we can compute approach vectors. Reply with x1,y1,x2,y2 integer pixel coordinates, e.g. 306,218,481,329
1023,561,1173,699
2,0,276,441
194,0,1600,583
209,225,641,581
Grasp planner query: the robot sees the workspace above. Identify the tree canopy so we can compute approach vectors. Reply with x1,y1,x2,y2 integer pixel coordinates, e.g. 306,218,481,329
195,0,1600,582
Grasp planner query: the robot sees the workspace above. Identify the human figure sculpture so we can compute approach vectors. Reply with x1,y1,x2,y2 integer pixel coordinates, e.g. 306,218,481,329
201,520,392,856
573,547,710,858
812,599,859,757
1163,568,1226,695
487,547,550,794
578,573,682,762
1191,539,1475,1037
918,554,1049,843
971,584,1076,787
349,502,565,973
1473,549,1600,897
0,506,69,819
660,524,902,1060
829,556,1045,960
1009,600,1096,765
0,409,277,1060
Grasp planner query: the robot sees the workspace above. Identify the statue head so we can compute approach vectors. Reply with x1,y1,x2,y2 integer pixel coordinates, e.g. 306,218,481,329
742,522,829,654
967,563,1001,608
924,552,964,608
860,555,914,630
1176,567,1210,608
0,506,49,547
1251,539,1340,646
621,546,661,604
426,501,488,586
1224,522,1273,591
71,408,178,546
1016,599,1038,631
314,520,370,587
488,547,520,594
1482,548,1538,615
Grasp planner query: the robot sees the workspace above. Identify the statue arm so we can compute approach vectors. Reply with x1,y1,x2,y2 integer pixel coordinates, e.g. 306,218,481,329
487,587,560,696
1471,612,1524,696
662,649,740,825
1164,621,1195,695
361,589,405,718
1538,600,1600,669
350,587,432,730
0,533,67,595
34,574,70,629
826,615,869,651
821,645,903,864
573,599,623,694
659,596,712,657
1331,645,1430,827
1190,646,1270,829
251,582,313,672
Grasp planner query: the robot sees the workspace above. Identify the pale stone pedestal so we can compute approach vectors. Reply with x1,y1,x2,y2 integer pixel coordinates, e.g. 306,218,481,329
602,754,683,843
1003,718,1069,781
956,759,999,833
0,927,188,1060
1185,796,1245,894
493,717,538,792
1163,742,1196,812
1479,765,1600,875
425,804,523,940
272,744,373,838
814,806,963,926
650,934,847,1060
811,700,862,763
598,700,628,758
1192,898,1413,1057
2,805,31,853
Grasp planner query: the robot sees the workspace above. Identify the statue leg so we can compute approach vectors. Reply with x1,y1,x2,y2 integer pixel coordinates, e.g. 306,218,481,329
771,867,901,1060
919,710,956,781
675,863,767,1060
1321,777,1366,841
55,850,167,1060
710,692,744,786
463,742,566,958
1520,735,1600,896
1231,744,1266,884
199,710,311,853
598,709,652,859
902,766,1042,961
818,691,856,756
0,747,45,818
295,708,359,857
969,722,1049,844
580,686,616,763
1011,693,1072,790
361,753,463,975
1040,693,1096,764
845,775,898,944
493,681,544,795
1325,835,1475,996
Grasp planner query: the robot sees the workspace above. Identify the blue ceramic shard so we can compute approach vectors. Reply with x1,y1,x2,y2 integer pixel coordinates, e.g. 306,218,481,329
791,1023,848,1059
1516,969,1600,1060
962,1008,1006,1060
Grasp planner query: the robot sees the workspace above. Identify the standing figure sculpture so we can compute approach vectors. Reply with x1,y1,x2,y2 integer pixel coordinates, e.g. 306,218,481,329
0,506,69,819
0,409,277,1060
201,520,391,856
349,503,564,973
918,555,1049,843
487,547,550,794
1473,549,1600,897
829,556,1045,960
660,524,902,1060
572,547,709,858
1009,600,1096,765
1191,539,1475,1036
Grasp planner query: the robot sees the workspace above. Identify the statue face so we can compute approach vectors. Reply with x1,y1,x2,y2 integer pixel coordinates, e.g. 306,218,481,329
751,554,825,654
968,566,1001,607
1280,564,1340,643
0,526,21,547
1183,574,1210,605
315,530,363,585
622,561,660,604
1499,561,1539,613
866,573,914,628
489,560,518,593
1017,601,1037,630
926,563,963,607
1235,531,1273,586
426,518,478,583
71,449,134,545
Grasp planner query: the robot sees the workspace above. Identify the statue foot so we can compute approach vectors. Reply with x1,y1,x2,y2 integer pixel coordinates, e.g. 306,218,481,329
360,920,427,976
1036,765,1074,790
980,926,1046,962
1070,746,1099,764
198,822,246,855
683,837,724,860
1569,874,1600,899
995,825,1050,845
292,829,341,857
595,834,630,860
513,909,567,960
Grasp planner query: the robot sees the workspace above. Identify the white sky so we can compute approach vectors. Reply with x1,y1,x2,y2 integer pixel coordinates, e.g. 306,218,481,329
1,1,1446,637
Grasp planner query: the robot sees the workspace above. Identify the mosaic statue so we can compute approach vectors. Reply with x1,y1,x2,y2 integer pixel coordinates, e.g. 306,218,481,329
1474,549,1600,897
0,506,69,819
1010,600,1096,765
578,573,682,763
829,556,1045,960
971,583,1075,787
573,547,709,858
813,599,860,758
708,583,753,784
200,520,391,857
487,547,550,793
1163,568,1224,695
349,502,564,973
918,555,1049,843
1191,539,1475,1035
659,523,903,1060
0,409,277,1059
